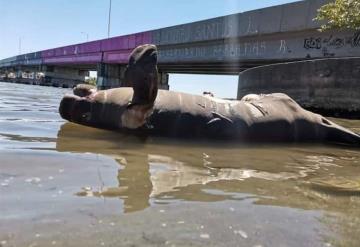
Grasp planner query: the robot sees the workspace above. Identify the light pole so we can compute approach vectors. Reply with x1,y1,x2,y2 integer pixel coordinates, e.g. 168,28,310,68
107,0,112,38
81,32,89,42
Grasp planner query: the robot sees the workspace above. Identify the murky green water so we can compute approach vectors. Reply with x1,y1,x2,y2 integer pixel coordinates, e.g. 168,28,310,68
0,81,360,247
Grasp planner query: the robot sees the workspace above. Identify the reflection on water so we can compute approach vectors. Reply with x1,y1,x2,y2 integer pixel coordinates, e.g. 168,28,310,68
1,81,360,246
55,122,360,212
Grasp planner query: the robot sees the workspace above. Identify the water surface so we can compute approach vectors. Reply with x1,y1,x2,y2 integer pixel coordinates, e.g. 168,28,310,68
1,81,360,247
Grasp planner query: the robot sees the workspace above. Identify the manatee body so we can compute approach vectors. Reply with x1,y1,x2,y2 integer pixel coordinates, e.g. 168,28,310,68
58,44,360,146
59,88,360,145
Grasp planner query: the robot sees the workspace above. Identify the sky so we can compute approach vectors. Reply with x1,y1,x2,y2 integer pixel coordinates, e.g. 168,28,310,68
0,0,299,98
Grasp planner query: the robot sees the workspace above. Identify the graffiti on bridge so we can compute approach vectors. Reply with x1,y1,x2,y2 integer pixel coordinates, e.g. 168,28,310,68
304,31,360,50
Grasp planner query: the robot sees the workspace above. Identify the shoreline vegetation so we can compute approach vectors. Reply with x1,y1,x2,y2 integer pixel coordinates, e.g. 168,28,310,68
315,0,360,31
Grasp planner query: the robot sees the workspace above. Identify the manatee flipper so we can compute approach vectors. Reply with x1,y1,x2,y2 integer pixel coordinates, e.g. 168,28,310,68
206,112,234,139
210,112,233,124
73,84,97,97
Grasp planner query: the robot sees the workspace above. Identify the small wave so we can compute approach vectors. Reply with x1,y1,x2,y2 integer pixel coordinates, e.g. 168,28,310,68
0,133,57,143
0,119,63,123
310,177,360,196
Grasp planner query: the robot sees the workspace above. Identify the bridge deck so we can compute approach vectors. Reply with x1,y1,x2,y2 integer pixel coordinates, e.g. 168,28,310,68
1,0,360,74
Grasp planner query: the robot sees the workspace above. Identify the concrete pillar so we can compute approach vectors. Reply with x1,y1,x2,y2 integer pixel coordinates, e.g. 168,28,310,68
0,69,5,81
42,65,54,85
15,67,23,80
158,72,169,90
96,63,127,89
237,57,360,117
42,65,87,88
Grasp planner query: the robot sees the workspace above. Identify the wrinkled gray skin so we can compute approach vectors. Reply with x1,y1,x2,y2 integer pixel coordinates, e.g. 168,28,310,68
59,45,360,146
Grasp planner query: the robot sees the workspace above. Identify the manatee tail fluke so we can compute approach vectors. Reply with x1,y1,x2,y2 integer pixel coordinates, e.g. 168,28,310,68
120,44,159,129
327,128,360,146
321,118,360,146
125,44,158,108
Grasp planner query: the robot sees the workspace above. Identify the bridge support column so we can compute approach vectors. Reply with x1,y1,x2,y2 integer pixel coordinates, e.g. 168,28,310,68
237,58,360,117
43,65,87,88
0,69,6,81
0,73,4,81
15,67,23,82
96,63,127,89
158,72,169,90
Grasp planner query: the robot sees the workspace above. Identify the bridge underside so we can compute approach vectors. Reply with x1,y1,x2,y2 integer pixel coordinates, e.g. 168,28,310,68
0,59,291,90
27,58,293,75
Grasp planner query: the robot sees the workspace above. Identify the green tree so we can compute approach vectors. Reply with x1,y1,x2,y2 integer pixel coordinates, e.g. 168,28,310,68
315,0,360,30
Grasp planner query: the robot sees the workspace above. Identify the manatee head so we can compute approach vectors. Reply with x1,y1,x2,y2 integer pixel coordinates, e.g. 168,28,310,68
59,94,92,124
125,44,158,107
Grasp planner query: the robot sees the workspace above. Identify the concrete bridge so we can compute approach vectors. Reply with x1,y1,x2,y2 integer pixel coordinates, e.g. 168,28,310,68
1,0,360,91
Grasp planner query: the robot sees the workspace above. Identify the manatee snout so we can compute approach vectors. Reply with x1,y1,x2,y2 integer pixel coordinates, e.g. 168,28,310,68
59,94,92,124
59,95,78,121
